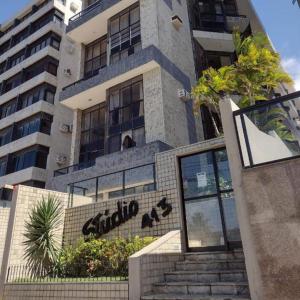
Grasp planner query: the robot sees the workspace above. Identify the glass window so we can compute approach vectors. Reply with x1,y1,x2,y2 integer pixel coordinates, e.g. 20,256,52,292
181,152,217,199
84,36,107,78
108,135,121,153
109,4,141,64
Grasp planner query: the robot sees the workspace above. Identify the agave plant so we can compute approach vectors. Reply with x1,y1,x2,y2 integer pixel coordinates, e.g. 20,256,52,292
23,195,63,275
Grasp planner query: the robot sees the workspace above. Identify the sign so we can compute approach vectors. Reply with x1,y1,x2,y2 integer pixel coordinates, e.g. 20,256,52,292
197,172,207,188
82,197,172,238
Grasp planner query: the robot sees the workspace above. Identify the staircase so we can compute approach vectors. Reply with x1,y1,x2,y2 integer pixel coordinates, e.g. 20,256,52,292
142,250,250,300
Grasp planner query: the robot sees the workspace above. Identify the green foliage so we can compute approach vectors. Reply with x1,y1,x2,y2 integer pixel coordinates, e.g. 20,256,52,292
55,236,156,278
193,31,293,109
23,195,63,275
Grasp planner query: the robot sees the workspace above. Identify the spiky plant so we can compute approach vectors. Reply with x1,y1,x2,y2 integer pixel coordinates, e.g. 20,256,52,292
23,195,63,275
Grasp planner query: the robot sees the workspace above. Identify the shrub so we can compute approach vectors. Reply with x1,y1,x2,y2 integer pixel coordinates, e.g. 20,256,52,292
23,195,63,275
56,236,156,278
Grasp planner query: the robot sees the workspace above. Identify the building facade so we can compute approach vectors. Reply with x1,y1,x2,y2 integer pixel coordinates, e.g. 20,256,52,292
48,0,265,194
0,0,82,191
0,1,300,300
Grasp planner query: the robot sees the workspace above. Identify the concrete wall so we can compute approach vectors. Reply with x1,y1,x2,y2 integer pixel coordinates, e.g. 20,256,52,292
129,230,183,300
62,138,225,246
220,98,300,300
3,282,128,300
0,202,11,272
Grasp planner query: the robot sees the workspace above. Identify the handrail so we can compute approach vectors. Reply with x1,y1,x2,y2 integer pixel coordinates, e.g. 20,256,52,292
233,91,300,116
54,160,96,177
233,91,300,168
69,0,102,23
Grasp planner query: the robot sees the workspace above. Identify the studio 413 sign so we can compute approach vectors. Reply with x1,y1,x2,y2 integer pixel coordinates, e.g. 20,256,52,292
82,197,172,238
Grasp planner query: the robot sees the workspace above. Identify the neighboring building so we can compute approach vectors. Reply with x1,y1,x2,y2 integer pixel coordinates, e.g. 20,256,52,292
0,0,82,190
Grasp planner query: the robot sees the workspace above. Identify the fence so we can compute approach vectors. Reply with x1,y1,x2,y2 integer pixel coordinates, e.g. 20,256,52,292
68,163,156,207
69,0,102,24
54,160,96,177
6,264,128,284
233,91,300,168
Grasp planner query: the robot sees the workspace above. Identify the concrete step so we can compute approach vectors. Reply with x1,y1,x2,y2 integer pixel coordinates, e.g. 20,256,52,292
176,259,246,272
153,281,249,296
184,251,244,262
142,294,250,300
165,270,248,283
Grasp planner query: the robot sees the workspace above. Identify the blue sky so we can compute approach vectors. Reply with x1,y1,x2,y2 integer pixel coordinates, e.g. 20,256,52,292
0,0,299,89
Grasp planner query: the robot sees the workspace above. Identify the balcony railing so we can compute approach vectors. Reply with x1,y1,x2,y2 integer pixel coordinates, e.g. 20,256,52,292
69,0,102,24
233,91,300,168
193,12,248,33
54,160,96,177
68,163,156,207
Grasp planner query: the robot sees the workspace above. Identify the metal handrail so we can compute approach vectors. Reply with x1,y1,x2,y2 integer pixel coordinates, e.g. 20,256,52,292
69,0,102,23
54,160,96,177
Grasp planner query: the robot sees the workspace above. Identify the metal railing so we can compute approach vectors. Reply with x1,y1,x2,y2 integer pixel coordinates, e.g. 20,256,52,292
233,91,300,168
69,163,156,207
54,160,96,177
193,12,247,33
69,0,102,24
6,264,128,283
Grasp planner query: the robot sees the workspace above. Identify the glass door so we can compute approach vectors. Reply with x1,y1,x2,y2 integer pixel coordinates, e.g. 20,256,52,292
179,148,241,252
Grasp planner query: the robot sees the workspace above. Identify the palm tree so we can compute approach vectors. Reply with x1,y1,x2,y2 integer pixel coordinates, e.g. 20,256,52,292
23,195,63,275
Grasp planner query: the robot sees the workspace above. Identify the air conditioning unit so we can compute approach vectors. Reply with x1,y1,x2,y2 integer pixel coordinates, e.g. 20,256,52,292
56,154,67,166
70,2,79,13
171,15,183,30
59,124,72,133
64,69,72,77
178,89,191,102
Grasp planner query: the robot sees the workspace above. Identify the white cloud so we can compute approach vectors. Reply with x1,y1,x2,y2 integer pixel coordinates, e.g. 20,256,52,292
282,57,300,91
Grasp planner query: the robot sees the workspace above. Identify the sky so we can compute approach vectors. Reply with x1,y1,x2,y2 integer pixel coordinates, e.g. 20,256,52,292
0,0,299,89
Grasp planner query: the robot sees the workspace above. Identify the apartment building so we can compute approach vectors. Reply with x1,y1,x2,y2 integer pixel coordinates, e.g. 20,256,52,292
0,0,82,193
48,0,265,193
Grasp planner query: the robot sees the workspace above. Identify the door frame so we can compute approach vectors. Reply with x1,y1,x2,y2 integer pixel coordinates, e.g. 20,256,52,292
178,147,242,252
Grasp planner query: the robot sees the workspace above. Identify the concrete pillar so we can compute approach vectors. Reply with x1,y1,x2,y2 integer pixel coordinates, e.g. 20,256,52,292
70,109,82,165
219,97,263,300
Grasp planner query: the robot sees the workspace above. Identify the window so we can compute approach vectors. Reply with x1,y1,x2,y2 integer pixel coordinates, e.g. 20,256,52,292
15,113,52,140
8,145,49,174
0,98,17,119
9,51,26,68
0,159,7,176
80,104,106,163
108,77,145,153
109,4,141,63
1,57,59,95
18,180,46,189
0,127,12,146
0,61,6,75
84,36,107,78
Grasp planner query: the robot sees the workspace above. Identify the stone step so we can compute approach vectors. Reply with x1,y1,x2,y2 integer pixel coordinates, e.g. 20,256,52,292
142,294,251,300
176,259,246,272
184,251,244,262
153,281,249,296
165,270,248,283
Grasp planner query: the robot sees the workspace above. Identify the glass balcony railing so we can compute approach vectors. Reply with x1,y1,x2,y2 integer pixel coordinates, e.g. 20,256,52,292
233,91,300,168
68,163,156,207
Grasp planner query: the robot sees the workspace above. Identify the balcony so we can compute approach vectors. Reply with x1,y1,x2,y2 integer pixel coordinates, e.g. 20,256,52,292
192,13,249,52
66,0,138,44
60,45,161,109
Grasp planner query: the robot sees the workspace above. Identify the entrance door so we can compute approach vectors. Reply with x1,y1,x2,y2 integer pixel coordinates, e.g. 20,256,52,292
179,148,241,252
